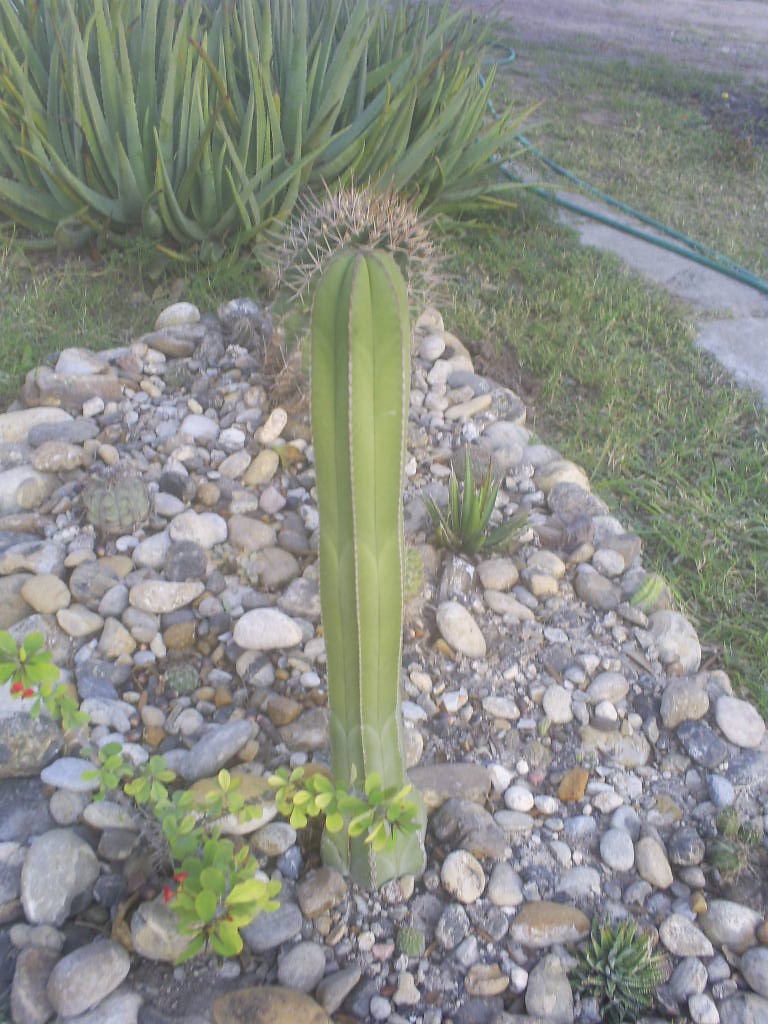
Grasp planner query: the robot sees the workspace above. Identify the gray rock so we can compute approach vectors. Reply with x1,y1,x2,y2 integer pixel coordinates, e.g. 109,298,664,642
0,778,53,842
169,509,227,549
707,774,735,809
728,752,768,787
600,829,635,872
315,966,362,1016
40,757,100,793
21,829,99,925
0,714,62,779
574,566,620,611
688,992,720,1024
701,899,763,954
11,945,59,1024
278,707,329,752
436,601,486,659
69,561,122,610
659,914,714,957
436,903,470,949
46,940,130,1017
57,986,142,1024
715,696,766,749
741,947,768,999
718,994,768,1024
649,610,701,675
233,607,303,650
278,577,322,620
165,541,208,582
525,953,574,1023
487,862,523,908
668,828,705,866
128,579,204,614
178,719,256,781
660,678,709,729
242,899,303,953
441,850,486,904
677,720,728,769
634,836,673,889
130,897,191,962
276,940,326,993
669,957,707,1001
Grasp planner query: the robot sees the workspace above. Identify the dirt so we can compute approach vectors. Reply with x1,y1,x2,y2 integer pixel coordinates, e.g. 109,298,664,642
467,0,768,84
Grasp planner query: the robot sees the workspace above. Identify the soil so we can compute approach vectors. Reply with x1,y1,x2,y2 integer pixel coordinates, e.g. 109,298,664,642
466,0,768,84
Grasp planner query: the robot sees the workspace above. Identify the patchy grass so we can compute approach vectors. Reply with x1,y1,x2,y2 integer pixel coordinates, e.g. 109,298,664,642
0,233,265,410
446,200,768,714
493,40,768,278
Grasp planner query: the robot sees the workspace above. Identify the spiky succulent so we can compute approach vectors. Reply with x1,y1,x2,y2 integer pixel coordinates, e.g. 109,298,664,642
424,449,527,557
270,183,441,314
569,918,670,1024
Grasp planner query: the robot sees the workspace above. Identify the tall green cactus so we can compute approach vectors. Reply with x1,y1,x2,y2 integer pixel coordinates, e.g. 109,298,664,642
311,247,426,888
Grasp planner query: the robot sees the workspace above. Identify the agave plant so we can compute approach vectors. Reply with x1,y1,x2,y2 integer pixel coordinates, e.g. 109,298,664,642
569,918,670,1024
0,0,528,254
424,449,527,557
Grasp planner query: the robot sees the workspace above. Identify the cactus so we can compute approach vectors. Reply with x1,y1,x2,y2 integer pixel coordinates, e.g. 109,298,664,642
396,925,426,958
311,246,426,888
165,663,200,695
629,573,669,614
404,547,425,602
84,472,151,536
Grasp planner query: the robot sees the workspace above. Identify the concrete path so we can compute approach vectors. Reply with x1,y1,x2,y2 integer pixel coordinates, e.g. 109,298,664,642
553,191,768,403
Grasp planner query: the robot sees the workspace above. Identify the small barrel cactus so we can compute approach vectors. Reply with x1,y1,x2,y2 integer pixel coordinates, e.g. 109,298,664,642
84,472,151,535
629,573,670,614
165,663,200,695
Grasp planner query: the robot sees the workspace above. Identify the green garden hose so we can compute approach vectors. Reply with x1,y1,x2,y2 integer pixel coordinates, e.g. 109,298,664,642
483,49,768,296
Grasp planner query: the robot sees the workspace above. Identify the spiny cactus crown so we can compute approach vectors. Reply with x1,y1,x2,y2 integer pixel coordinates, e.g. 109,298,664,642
271,182,441,314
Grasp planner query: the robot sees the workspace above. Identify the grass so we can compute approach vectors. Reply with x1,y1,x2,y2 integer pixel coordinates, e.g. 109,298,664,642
446,197,768,715
494,40,768,278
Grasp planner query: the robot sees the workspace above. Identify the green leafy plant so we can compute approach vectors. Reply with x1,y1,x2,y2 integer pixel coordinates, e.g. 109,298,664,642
569,918,670,1024
269,767,420,855
0,630,86,730
310,232,427,888
424,449,527,556
0,0,527,255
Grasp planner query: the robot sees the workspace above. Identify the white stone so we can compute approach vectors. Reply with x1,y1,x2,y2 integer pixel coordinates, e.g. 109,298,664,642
233,608,303,651
435,601,486,659
169,509,227,549
180,414,219,442
482,695,519,721
40,758,100,793
543,684,573,724
600,828,635,872
256,407,288,444
659,914,714,958
155,302,200,329
129,580,204,614
715,696,766,749
441,850,486,904
504,785,534,812
0,407,71,444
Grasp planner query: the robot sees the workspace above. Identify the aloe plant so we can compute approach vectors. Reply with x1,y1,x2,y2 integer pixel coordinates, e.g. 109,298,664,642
311,245,426,887
0,0,527,253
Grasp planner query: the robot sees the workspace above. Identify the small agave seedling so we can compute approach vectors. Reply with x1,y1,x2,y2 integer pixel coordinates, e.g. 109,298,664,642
311,244,426,888
424,449,527,557
569,917,670,1024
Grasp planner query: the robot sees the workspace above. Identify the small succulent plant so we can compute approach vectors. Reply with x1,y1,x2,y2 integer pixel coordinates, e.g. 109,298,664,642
424,449,527,557
569,917,670,1024
708,807,764,883
84,472,151,536
165,663,200,696
404,547,425,602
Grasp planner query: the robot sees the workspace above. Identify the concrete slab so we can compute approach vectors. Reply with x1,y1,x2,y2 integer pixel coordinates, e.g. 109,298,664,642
552,191,768,403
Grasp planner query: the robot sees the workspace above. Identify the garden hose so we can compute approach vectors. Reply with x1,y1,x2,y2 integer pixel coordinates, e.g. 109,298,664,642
482,48,768,296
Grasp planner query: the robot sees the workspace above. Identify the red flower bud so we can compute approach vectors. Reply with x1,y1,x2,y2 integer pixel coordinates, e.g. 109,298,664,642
163,884,173,904
22,688,34,699
10,682,24,694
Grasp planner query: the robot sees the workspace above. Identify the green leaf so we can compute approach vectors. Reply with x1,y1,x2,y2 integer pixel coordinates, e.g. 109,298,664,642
217,768,231,792
211,918,243,958
0,632,18,658
22,632,45,656
194,888,218,923
226,879,267,905
200,867,225,896
325,811,344,833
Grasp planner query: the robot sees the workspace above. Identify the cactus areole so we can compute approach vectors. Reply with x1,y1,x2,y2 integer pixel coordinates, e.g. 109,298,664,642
311,247,426,887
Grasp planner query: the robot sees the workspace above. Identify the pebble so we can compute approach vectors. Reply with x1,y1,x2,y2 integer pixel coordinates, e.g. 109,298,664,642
46,939,130,1017
715,696,766,749
543,684,573,724
660,914,714,957
435,601,486,658
440,850,486,904
21,828,100,926
739,947,768,998
702,900,763,955
525,953,574,1024
600,828,635,872
233,607,303,650
277,941,326,993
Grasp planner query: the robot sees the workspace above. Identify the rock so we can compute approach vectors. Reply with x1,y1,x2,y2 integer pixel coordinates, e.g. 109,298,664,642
46,940,130,1017
585,672,628,704
11,946,59,1024
441,850,486,904
600,828,635,872
315,966,362,1016
669,957,708,1001
0,714,62,780
701,900,763,955
477,558,518,590
130,896,192,962
435,601,486,658
0,407,72,444
393,970,420,1007
155,302,200,329
233,608,303,651
0,573,32,629
574,566,620,611
660,678,709,728
57,987,143,1024
740,947,768,998
558,768,589,802
677,720,728,769
432,799,509,861
40,757,100,792
482,695,520,721
465,963,509,997
21,829,99,925
0,540,65,577
278,707,329,750
668,828,705,866
718,994,768,1024
212,987,332,1024
30,440,85,473
56,604,103,638
0,778,52,842
409,763,491,812
243,450,280,487
525,953,574,1024
557,865,601,900
0,467,56,515
634,836,673,888
128,580,204,614
688,992,720,1024
715,696,766,749
436,903,471,949
277,941,326,992
228,514,276,551
535,460,589,494
242,900,303,953
504,785,534,812
178,720,256,781
507,902,589,948
543,685,572,724
297,868,347,919
165,541,208,582
649,610,701,675
20,574,70,614
169,509,227,549
659,914,714,957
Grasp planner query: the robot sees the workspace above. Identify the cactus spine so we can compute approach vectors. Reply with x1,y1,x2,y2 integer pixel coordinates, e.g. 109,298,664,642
311,247,426,888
